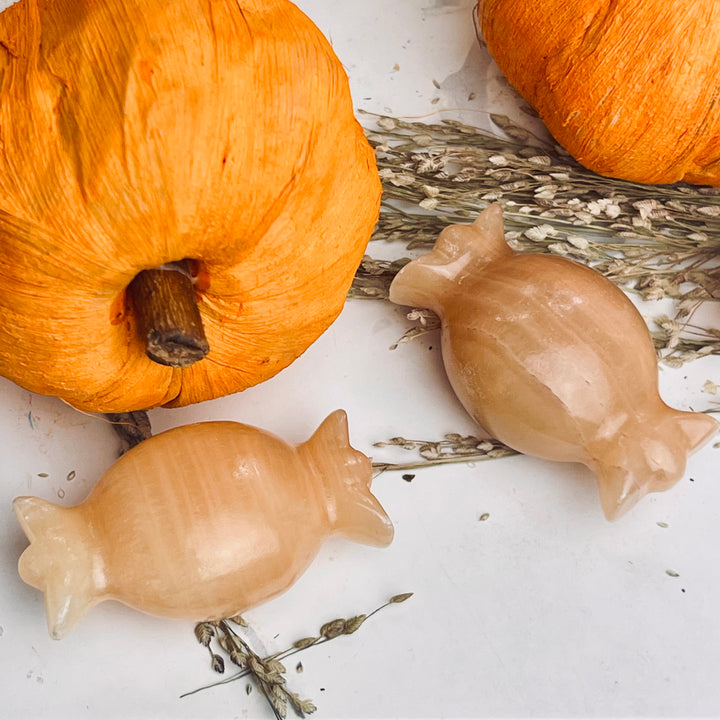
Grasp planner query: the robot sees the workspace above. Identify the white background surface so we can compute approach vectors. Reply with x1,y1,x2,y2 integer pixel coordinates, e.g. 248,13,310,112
2,1,720,718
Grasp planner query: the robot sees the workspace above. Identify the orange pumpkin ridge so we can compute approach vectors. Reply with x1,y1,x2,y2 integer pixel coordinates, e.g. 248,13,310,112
0,0,381,412
478,0,720,185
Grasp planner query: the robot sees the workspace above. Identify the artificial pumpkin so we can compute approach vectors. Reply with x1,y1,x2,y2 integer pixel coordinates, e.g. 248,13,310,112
477,0,720,185
0,0,381,412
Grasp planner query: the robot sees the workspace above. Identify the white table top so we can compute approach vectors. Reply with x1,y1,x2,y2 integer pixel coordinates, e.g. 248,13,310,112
1,1,719,718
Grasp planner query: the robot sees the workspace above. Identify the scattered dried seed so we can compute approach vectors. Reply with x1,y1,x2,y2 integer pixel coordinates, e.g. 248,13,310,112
666,569,680,578
702,380,718,394
478,513,490,522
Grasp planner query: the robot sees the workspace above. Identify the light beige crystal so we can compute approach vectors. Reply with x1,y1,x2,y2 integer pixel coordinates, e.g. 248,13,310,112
14,410,393,638
389,204,717,519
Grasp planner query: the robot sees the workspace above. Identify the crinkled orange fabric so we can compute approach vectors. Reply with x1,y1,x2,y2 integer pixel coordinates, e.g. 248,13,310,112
0,0,381,412
479,0,720,185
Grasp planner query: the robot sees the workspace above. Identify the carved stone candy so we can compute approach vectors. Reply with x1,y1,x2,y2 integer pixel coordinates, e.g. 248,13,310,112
389,204,717,519
14,410,393,638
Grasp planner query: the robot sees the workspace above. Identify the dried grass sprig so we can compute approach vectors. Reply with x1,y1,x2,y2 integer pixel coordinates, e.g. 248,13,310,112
372,434,518,474
353,113,720,364
183,593,414,717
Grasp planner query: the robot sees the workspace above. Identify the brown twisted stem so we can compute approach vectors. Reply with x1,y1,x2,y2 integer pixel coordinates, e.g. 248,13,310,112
127,259,209,367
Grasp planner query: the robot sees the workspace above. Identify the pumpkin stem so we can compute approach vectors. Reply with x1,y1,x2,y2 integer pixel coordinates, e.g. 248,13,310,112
127,260,210,367
105,410,153,452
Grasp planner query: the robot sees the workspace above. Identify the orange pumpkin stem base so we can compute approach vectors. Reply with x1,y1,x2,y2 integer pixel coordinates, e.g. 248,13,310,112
127,261,210,367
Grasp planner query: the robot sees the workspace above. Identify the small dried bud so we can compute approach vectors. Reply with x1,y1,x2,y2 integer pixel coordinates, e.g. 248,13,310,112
320,619,346,639
227,613,248,627
211,653,225,674
343,615,367,634
418,443,440,460
377,117,397,131
297,698,317,716
527,155,552,166
566,234,590,250
390,592,414,604
547,242,570,255
524,224,556,242
293,637,319,650
389,173,416,188
249,656,270,680
229,649,249,668
422,184,440,198
488,154,508,166
194,622,214,647
287,690,318,718
487,447,512,458
267,690,288,720
413,133,434,146
696,205,720,217
265,658,287,676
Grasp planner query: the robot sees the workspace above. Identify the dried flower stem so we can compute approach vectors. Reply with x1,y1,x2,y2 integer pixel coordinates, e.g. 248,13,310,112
183,593,414,717
372,434,518,475
186,618,315,719
354,113,720,364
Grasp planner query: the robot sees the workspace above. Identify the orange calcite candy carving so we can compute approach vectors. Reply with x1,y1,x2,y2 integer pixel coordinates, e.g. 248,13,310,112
14,410,393,639
389,204,717,520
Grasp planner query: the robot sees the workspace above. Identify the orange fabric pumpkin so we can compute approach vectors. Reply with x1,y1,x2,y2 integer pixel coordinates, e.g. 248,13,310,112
478,0,720,185
0,0,380,412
